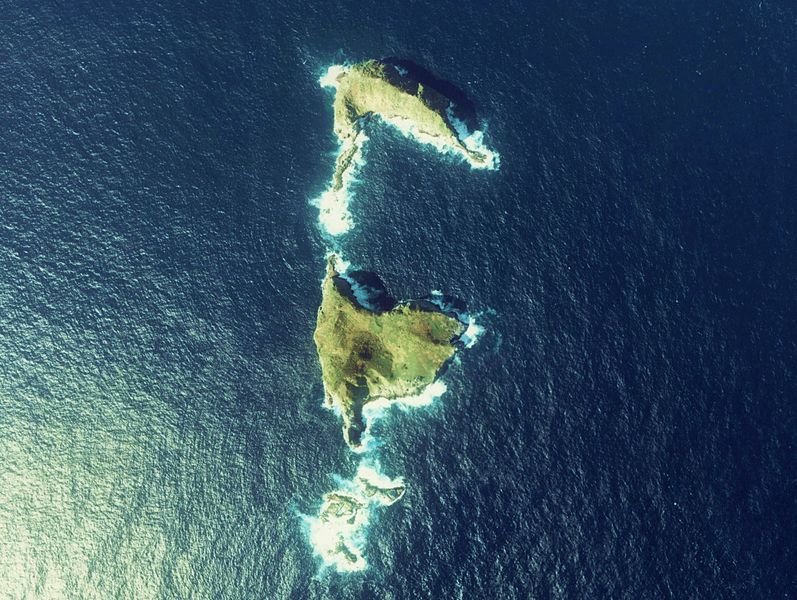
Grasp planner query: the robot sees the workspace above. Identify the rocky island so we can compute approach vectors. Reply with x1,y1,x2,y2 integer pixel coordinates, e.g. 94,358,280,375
316,58,498,235
305,58,497,573
314,255,465,449
308,464,406,571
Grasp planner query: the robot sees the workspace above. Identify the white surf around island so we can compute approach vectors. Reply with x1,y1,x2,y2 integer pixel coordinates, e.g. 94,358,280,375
305,252,488,572
305,64,497,573
304,383,448,572
312,64,500,237
311,129,368,236
301,461,405,572
355,380,450,454
378,112,500,171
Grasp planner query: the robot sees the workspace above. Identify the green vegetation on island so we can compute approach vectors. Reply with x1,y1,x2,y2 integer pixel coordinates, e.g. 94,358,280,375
313,255,464,448
332,60,456,141
326,59,493,194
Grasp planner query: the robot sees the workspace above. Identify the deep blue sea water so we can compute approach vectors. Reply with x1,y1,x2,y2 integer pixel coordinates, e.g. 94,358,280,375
1,1,795,598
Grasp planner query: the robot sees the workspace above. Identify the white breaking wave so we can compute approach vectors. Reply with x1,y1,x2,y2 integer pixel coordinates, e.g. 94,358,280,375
461,315,485,348
354,381,450,453
378,113,499,171
314,64,364,237
305,64,497,574
318,64,349,89
369,380,449,411
312,130,369,236
427,291,487,350
325,250,350,273
445,105,501,170
312,64,499,237
302,460,404,572
315,187,352,236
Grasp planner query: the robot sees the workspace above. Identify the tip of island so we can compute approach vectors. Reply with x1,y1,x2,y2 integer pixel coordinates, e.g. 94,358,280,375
314,254,466,450
315,58,499,236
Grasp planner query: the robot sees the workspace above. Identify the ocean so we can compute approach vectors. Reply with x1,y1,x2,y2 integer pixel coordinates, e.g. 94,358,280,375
1,0,794,598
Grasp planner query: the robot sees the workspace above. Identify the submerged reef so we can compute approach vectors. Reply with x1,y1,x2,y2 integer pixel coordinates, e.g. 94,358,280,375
313,255,464,449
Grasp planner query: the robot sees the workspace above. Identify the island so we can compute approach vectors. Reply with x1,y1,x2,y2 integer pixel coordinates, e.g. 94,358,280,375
305,58,497,573
316,58,498,235
309,464,407,571
314,255,465,449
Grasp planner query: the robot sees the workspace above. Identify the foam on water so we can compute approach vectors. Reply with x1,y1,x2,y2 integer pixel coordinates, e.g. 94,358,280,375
461,315,485,349
318,64,349,89
325,250,350,273
312,64,499,237
446,106,501,170
354,381,450,453
301,461,405,572
380,112,499,171
306,63,496,574
314,65,367,237
312,131,369,236
368,380,449,412
427,291,486,350
307,381,451,570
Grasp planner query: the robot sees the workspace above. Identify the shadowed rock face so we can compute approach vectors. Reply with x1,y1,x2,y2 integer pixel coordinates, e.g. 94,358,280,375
316,58,498,237
341,270,397,313
328,59,495,173
313,256,465,448
380,57,479,131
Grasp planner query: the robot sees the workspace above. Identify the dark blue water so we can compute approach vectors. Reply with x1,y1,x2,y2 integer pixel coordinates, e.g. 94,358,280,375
1,1,794,598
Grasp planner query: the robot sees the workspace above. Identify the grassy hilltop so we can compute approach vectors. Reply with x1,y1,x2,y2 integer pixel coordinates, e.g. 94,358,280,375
326,59,493,184
333,59,456,140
